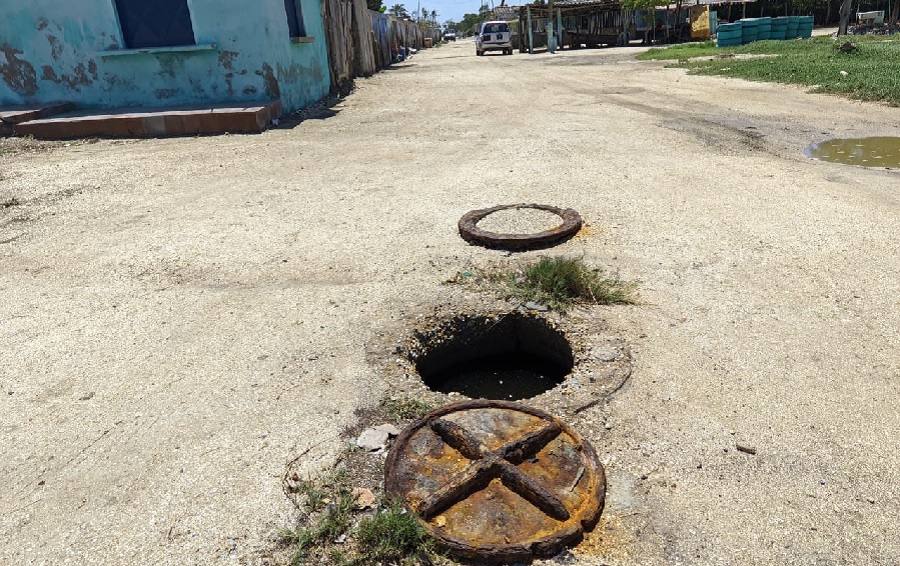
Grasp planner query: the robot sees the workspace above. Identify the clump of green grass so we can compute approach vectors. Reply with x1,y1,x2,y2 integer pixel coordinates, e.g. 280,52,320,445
281,468,440,565
506,257,636,311
638,36,900,106
355,499,435,564
380,397,434,421
282,468,357,564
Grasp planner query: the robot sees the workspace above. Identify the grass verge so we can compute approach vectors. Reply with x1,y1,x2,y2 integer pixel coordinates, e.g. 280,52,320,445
453,257,636,312
637,36,900,106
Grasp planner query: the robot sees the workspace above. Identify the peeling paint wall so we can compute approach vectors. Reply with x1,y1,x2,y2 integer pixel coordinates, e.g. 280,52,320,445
0,0,330,112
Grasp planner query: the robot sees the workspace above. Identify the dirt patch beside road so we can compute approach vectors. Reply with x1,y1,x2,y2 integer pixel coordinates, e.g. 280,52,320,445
1,40,898,565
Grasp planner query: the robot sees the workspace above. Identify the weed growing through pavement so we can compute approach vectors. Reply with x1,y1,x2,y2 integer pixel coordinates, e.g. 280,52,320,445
355,499,437,564
281,466,442,565
380,397,434,421
452,257,636,312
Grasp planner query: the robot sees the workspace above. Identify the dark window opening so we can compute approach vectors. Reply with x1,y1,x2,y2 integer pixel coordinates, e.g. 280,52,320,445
284,0,307,37
115,0,196,49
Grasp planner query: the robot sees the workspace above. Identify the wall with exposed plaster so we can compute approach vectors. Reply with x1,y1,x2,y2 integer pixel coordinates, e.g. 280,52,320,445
0,0,330,112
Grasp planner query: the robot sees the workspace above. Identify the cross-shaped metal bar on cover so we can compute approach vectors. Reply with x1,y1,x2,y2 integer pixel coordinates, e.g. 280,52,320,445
416,418,571,522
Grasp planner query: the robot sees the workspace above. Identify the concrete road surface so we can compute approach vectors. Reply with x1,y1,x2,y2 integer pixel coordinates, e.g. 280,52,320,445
1,39,897,565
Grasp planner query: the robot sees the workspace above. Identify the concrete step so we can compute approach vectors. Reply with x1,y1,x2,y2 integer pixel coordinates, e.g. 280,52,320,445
0,102,75,135
13,100,282,139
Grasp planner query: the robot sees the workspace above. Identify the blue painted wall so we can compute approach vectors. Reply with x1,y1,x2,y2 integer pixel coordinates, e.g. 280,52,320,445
0,0,330,112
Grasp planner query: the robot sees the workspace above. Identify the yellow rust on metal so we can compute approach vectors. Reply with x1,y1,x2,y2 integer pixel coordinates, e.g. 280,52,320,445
385,399,606,563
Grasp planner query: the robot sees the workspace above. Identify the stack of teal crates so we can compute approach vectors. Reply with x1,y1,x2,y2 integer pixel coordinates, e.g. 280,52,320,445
716,22,742,47
797,15,814,38
755,17,772,40
717,15,814,46
771,17,789,39
786,16,800,37
740,17,759,43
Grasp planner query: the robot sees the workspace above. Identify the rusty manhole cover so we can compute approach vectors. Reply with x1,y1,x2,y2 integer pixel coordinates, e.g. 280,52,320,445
458,204,583,250
385,399,605,562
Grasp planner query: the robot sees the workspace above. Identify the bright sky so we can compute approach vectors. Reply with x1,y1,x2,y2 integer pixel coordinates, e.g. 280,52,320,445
402,0,496,26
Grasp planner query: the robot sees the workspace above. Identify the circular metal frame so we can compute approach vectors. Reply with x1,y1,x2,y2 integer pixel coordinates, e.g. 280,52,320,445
458,204,583,250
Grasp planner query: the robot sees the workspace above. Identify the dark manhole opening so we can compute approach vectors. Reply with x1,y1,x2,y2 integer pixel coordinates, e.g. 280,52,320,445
414,313,574,401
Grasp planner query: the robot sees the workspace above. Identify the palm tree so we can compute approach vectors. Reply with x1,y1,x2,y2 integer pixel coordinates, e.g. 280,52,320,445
430,9,438,23
389,3,408,17
421,7,428,21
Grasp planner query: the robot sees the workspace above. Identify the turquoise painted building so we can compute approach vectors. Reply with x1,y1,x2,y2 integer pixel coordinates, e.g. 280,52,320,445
0,0,331,113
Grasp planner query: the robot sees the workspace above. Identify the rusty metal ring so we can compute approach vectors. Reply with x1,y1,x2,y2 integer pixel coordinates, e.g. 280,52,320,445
385,399,605,562
458,204,583,250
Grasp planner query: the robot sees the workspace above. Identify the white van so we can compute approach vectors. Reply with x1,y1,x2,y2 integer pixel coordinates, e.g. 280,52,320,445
476,21,513,56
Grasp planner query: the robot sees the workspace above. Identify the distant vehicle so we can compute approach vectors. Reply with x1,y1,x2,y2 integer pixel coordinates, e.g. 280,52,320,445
476,21,513,56
443,28,457,41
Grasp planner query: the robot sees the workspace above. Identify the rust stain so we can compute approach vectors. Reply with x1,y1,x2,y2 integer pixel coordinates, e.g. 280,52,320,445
217,50,239,97
242,85,258,95
40,61,97,91
574,514,637,562
1,44,38,96
217,50,238,70
36,18,49,31
574,224,600,238
47,35,63,60
260,63,280,99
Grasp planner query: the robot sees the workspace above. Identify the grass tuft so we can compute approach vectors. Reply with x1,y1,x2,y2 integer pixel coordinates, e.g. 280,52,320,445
380,397,434,421
506,257,636,311
355,499,435,564
281,466,440,565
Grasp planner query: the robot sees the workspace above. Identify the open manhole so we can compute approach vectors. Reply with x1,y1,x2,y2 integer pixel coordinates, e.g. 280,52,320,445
459,204,583,250
385,399,606,562
412,313,574,401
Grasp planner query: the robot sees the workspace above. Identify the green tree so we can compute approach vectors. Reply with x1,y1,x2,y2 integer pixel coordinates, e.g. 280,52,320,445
389,3,408,17
366,0,383,10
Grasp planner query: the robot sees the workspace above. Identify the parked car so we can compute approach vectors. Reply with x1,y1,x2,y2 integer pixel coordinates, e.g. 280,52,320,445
476,21,513,56
443,28,457,41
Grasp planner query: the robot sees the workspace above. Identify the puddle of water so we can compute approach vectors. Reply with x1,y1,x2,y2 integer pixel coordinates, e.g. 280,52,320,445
428,352,567,401
805,137,900,168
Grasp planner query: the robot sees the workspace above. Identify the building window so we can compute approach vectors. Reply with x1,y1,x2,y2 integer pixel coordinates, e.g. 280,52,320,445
284,0,306,38
115,0,197,49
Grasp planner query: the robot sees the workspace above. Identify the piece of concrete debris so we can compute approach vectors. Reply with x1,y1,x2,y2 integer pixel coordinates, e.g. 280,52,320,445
374,423,402,437
356,427,390,451
736,443,757,455
352,487,377,510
